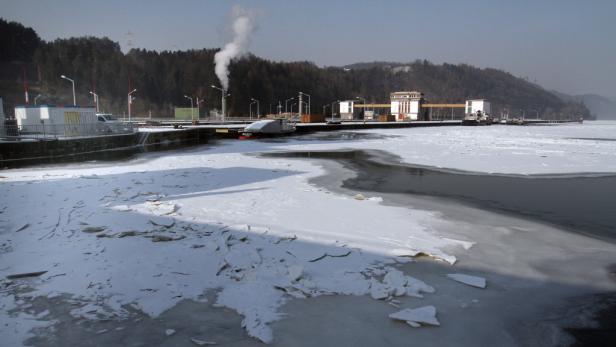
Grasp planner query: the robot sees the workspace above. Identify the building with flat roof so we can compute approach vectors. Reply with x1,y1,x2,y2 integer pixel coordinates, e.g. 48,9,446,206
465,99,491,116
339,100,362,120
15,105,98,136
390,91,425,121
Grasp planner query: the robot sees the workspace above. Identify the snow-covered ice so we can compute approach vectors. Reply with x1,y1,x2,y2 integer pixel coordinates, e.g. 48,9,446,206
1,121,615,344
282,121,616,175
388,306,440,327
0,133,471,343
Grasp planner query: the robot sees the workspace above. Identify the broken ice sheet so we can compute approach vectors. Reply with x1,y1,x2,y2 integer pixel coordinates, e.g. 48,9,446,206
446,273,486,288
286,264,303,282
215,282,286,344
148,216,175,228
190,337,217,345
146,201,178,215
370,278,391,300
112,204,132,212
389,305,440,327
165,329,176,336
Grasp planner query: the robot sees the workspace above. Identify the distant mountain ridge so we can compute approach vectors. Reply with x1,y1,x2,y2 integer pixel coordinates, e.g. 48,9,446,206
552,91,615,119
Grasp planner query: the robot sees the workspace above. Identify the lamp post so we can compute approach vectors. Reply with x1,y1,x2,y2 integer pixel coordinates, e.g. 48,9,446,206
285,97,295,114
196,97,204,120
355,96,366,122
34,94,42,106
128,88,137,122
251,98,260,118
60,75,76,106
331,100,340,122
89,91,99,112
323,104,329,117
299,92,311,115
184,95,194,121
211,85,226,122
249,99,256,119
291,102,297,114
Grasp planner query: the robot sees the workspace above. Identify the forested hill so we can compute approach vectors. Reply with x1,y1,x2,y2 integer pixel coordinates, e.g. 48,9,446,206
552,91,615,120
0,18,591,119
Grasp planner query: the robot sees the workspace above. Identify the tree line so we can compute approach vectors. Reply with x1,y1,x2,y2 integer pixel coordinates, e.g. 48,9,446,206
0,18,591,119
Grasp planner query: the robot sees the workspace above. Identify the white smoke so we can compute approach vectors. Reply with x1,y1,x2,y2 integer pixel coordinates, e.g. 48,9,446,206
214,6,255,90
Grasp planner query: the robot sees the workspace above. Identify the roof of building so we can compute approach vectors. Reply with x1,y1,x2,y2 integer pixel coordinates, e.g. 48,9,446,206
390,91,423,94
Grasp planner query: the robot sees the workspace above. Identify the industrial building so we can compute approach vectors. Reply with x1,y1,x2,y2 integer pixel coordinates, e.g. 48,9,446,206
346,91,490,123
15,105,99,136
465,99,491,116
390,91,425,121
339,100,362,120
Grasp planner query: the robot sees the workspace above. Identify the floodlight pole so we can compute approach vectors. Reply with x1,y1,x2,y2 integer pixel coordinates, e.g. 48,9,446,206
128,88,137,122
89,91,99,112
60,75,76,106
184,95,194,121
285,97,294,113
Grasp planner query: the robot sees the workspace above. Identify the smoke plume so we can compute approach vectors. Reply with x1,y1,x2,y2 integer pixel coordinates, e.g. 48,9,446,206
214,6,255,90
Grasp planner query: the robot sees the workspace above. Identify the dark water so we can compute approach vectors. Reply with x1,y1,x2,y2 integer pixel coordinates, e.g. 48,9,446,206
258,131,398,143
264,150,616,243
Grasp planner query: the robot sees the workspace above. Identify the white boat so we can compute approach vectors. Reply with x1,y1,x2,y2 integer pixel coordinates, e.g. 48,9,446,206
241,119,296,138
462,110,492,125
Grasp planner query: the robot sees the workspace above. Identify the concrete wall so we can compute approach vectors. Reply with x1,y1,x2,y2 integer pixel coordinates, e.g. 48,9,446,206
0,127,211,168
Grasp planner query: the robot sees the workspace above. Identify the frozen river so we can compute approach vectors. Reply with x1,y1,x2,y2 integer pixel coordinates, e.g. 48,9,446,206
1,122,615,346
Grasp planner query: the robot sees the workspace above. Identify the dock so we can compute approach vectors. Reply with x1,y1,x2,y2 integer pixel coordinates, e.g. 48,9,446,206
0,118,581,168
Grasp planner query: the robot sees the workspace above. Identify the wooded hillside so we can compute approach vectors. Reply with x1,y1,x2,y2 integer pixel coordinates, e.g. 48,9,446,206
0,18,591,119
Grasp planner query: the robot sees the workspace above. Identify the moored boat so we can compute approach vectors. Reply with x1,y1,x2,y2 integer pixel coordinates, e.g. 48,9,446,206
240,119,296,139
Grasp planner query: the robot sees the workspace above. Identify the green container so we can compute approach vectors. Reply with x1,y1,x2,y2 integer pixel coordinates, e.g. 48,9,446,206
174,107,196,120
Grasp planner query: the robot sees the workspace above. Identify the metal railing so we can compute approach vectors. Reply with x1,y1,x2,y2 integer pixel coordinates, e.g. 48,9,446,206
0,122,136,141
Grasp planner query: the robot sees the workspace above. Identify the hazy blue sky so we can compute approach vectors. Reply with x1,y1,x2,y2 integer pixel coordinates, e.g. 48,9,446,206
3,0,615,97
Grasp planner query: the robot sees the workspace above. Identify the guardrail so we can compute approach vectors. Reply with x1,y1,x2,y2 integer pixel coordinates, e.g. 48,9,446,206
0,122,136,141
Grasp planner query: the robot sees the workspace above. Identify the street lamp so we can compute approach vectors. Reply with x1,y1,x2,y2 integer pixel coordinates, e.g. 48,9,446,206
330,100,340,122
60,75,76,106
89,91,99,112
34,94,42,106
211,85,226,122
323,104,329,116
285,97,295,113
196,97,204,120
184,95,194,121
356,97,366,123
250,98,260,119
299,92,311,115
128,88,137,122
